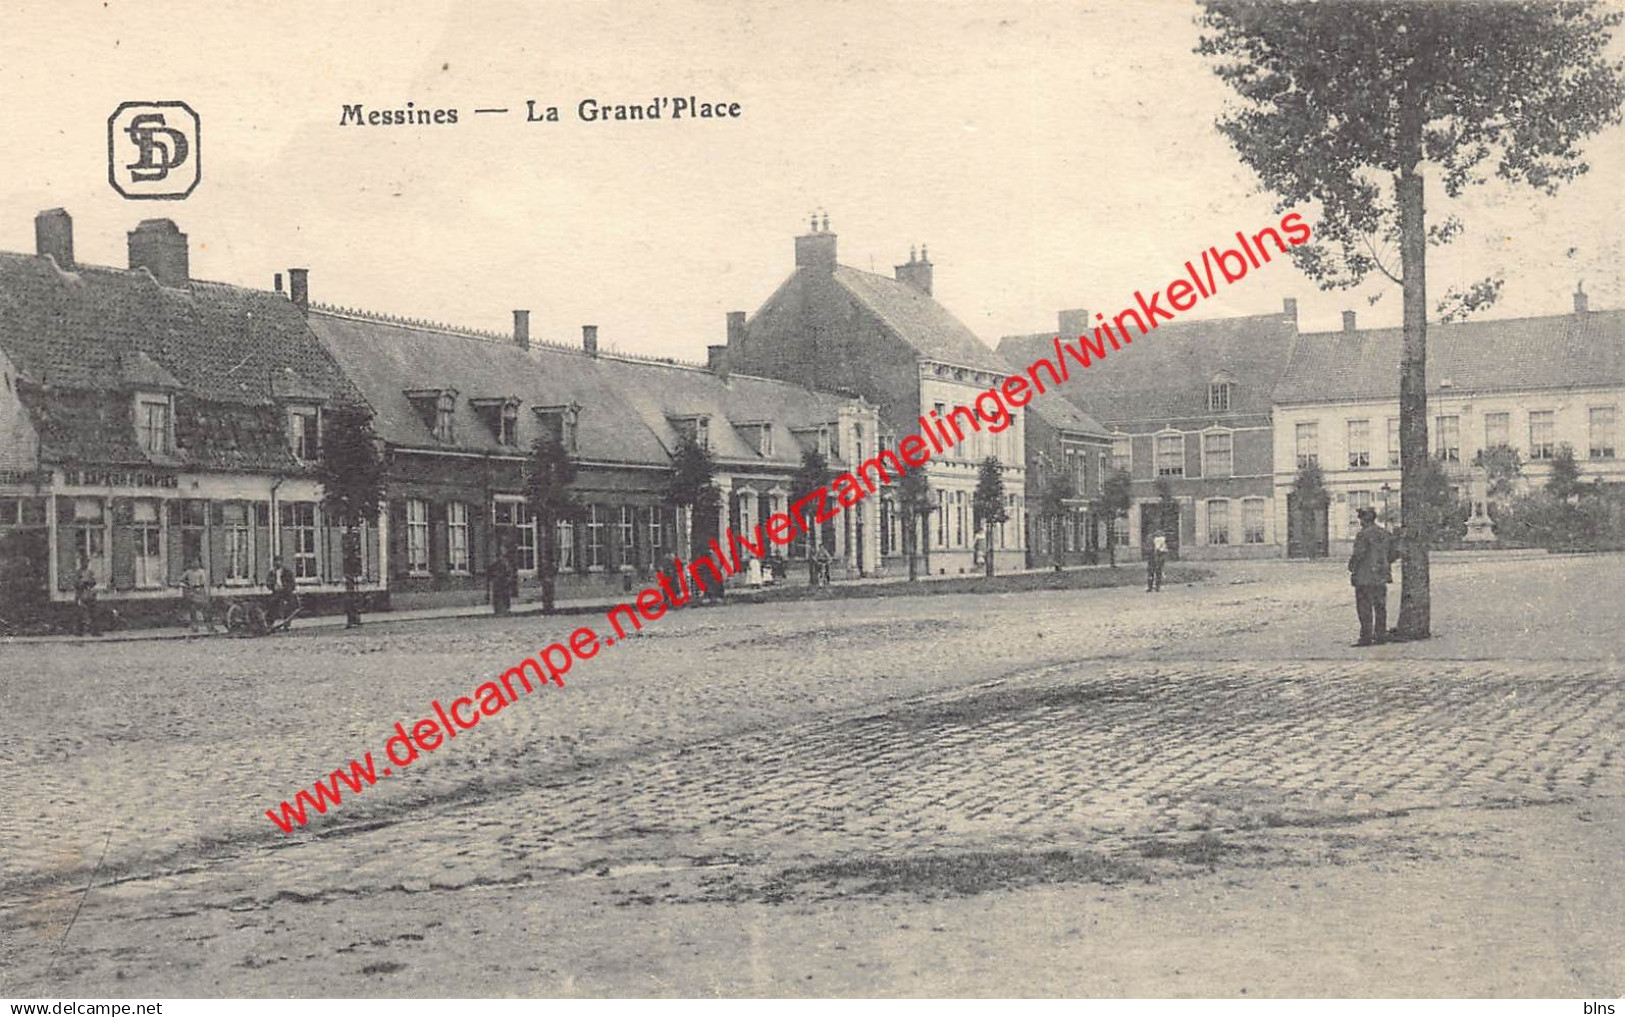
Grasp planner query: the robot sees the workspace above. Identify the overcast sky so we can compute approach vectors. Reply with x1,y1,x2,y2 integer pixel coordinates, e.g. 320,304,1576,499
3,0,1622,360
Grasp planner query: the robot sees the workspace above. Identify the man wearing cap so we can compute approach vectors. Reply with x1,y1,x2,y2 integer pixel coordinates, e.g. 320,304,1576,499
1348,506,1394,646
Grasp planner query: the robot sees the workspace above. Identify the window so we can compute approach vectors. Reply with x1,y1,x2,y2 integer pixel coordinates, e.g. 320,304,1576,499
287,502,319,580
954,491,966,547
1434,415,1460,462
1347,419,1370,468
1155,433,1184,476
1529,411,1556,460
618,506,636,568
222,502,252,583
72,497,106,584
434,392,456,442
936,490,947,547
1590,406,1616,460
647,508,664,559
586,505,605,569
1072,450,1087,491
536,405,580,452
1208,381,1234,412
555,518,574,571
1110,436,1131,474
406,498,430,574
1295,422,1319,468
1203,431,1233,477
288,406,319,461
131,499,163,588
500,403,519,447
817,426,831,459
1242,498,1266,544
1484,412,1510,450
1206,499,1230,545
1387,417,1400,467
880,497,895,556
447,502,469,573
138,397,170,455
493,499,537,572
1348,490,1372,534
756,425,774,457
1113,515,1130,546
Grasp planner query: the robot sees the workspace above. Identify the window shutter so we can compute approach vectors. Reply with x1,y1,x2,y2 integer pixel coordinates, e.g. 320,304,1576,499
165,500,186,586
430,501,448,576
208,503,226,585
326,515,345,582
470,500,487,577
254,502,272,584
55,497,77,591
279,504,297,569
111,498,135,591
389,498,408,579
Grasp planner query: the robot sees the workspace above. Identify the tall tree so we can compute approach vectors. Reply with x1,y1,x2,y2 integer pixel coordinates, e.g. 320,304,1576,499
973,456,1009,579
1100,468,1133,568
790,447,832,585
315,402,386,629
525,435,582,615
665,432,720,596
1197,1,1625,638
897,467,933,582
1038,469,1075,572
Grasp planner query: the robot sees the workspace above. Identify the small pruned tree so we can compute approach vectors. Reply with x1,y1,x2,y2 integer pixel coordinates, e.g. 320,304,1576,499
1197,0,1625,638
1475,444,1525,505
1545,443,1584,501
790,447,832,585
665,432,720,595
973,456,1009,578
526,435,583,615
1100,468,1133,568
316,401,387,628
1039,472,1074,572
897,467,933,582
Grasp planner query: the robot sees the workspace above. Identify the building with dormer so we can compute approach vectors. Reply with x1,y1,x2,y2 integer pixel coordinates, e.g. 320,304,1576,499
722,218,1028,575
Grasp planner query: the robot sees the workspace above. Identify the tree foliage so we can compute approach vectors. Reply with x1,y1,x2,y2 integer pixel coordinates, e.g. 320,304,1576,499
897,467,933,581
1474,443,1525,503
974,457,1009,578
791,447,832,582
525,435,583,613
316,402,386,529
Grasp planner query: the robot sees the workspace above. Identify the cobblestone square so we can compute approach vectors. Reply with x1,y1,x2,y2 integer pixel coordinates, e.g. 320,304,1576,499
2,553,1622,996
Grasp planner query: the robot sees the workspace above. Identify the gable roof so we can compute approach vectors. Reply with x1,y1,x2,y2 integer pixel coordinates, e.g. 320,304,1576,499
0,249,357,471
998,311,1298,425
307,308,856,470
1274,308,1625,406
831,267,1012,374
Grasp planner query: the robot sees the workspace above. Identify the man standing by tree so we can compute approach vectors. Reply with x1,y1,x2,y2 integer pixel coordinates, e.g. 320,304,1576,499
1348,506,1397,646
1197,0,1625,638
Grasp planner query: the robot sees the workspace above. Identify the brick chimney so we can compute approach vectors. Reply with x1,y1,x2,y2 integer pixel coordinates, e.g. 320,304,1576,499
1574,283,1589,314
894,244,933,296
34,208,74,268
726,310,747,348
1342,310,1357,332
707,345,731,382
127,219,189,287
1283,297,1298,322
582,324,598,357
513,310,531,350
287,268,309,312
794,212,837,274
1058,308,1090,337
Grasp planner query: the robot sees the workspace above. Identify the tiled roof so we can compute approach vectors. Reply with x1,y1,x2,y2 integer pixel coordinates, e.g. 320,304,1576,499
1019,384,1109,438
998,311,1298,425
833,267,1013,374
1274,308,1625,405
0,249,357,471
307,309,854,470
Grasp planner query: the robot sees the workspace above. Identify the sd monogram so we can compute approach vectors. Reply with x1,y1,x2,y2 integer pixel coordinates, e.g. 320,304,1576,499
108,102,201,199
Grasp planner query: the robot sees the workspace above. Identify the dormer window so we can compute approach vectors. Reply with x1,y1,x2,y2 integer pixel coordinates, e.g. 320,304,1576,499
535,403,581,453
737,422,774,457
287,405,320,461
404,388,459,444
471,397,522,447
136,394,172,455
669,415,710,450
1208,375,1237,413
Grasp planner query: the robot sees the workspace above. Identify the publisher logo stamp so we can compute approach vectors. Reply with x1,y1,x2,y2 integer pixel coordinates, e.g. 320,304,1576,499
108,101,201,199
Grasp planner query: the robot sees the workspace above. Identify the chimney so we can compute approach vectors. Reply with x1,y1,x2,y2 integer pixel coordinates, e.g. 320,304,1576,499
793,212,837,274
707,344,731,382
1342,310,1357,332
1574,283,1589,314
726,310,747,349
34,208,74,268
582,324,598,357
1283,297,1298,322
513,309,531,350
287,268,309,312
274,272,284,294
127,219,189,287
894,243,933,296
1057,308,1090,337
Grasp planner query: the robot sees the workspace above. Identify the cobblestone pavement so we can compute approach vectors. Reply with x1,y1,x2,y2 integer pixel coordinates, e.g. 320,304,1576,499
2,553,1622,995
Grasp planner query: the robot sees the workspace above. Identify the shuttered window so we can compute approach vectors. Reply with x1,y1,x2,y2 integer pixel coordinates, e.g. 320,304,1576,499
406,498,430,574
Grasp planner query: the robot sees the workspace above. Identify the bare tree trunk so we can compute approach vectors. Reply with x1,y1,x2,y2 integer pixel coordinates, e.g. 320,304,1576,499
540,509,557,615
1396,165,1432,639
905,511,918,581
984,520,995,578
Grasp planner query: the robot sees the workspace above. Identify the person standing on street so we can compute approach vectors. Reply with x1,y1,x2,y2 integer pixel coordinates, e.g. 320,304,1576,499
74,552,101,636
179,556,216,634
489,539,514,616
266,556,297,627
1146,528,1168,593
1348,506,1394,646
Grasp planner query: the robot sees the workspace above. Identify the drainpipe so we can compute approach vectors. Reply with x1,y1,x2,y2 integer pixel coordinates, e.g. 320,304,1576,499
269,475,284,582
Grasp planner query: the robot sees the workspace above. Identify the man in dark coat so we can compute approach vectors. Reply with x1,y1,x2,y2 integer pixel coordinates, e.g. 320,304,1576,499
1348,507,1395,646
489,539,515,616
